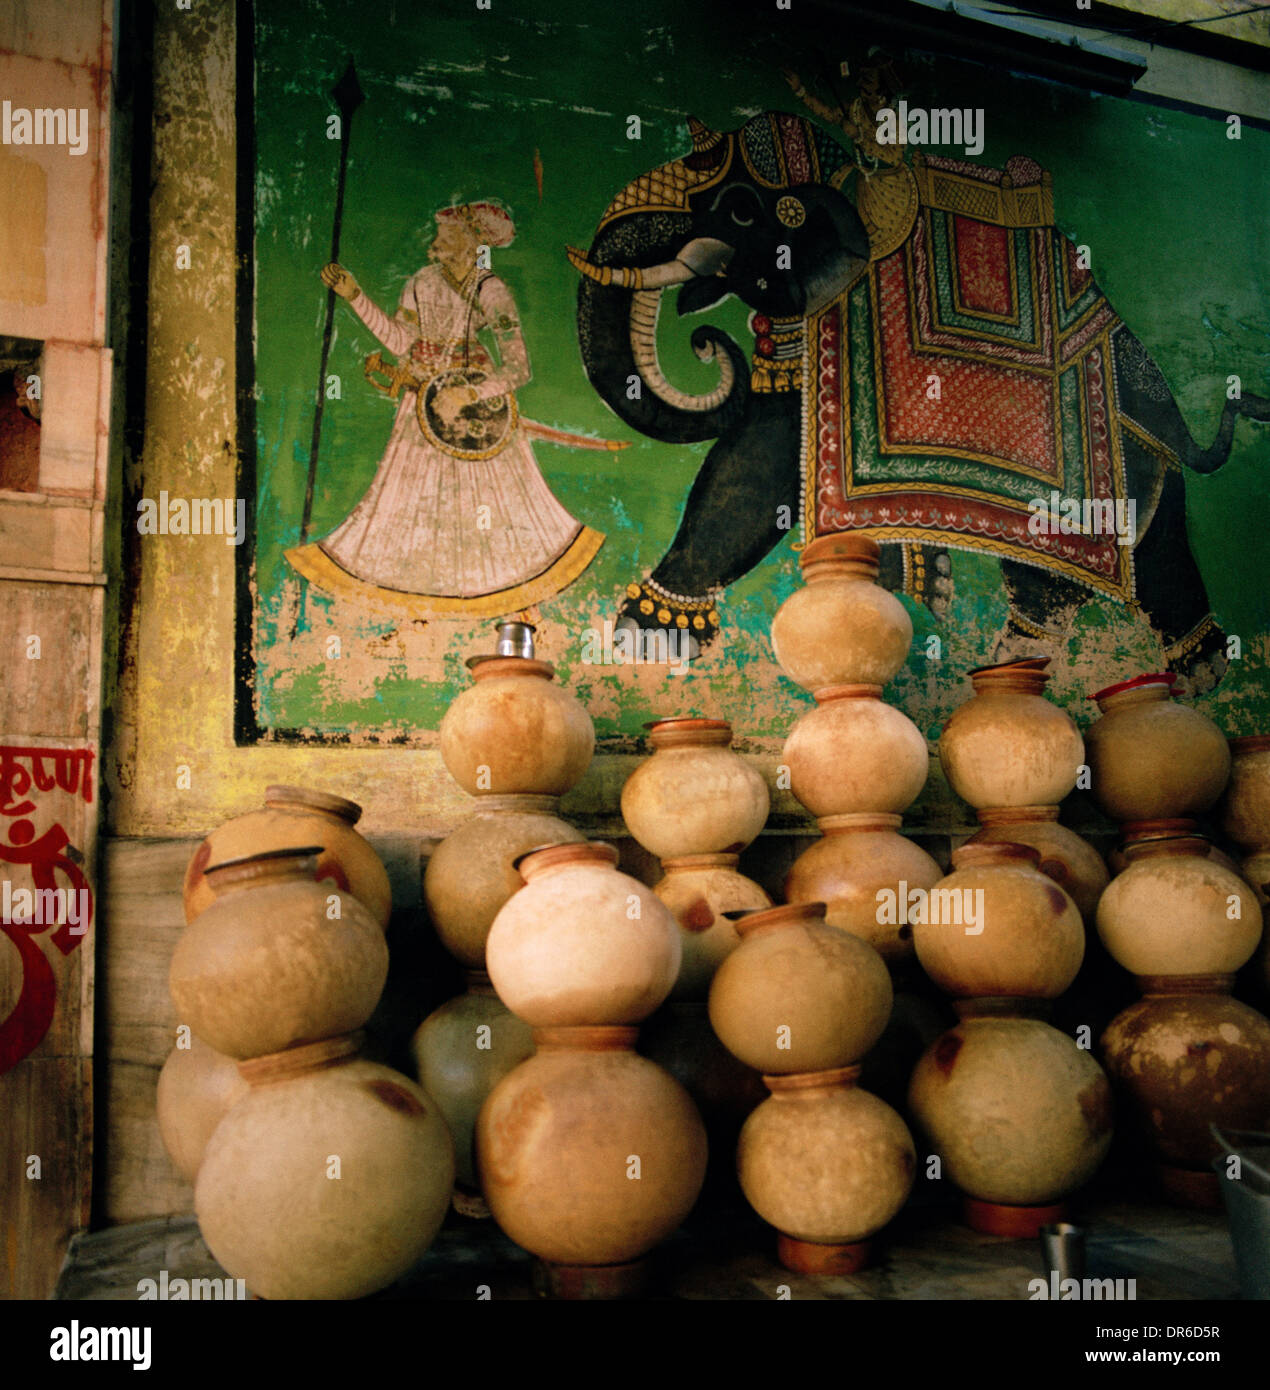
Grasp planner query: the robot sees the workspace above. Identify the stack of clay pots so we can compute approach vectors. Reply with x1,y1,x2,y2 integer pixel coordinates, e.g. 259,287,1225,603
1097,832,1270,1206
907,841,1113,1234
167,829,453,1298
941,657,1106,921
709,900,916,1271
413,623,590,1214
1221,735,1270,905
620,718,771,1169
772,535,937,965
478,842,707,1298
160,784,395,1185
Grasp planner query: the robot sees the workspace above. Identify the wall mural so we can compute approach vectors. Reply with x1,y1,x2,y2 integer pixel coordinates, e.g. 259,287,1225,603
242,0,1270,746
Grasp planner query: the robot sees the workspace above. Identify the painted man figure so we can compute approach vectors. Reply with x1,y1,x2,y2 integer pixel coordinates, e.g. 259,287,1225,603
287,201,604,618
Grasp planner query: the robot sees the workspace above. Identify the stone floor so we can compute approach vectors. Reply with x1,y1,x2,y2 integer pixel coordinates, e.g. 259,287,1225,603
54,1195,1243,1301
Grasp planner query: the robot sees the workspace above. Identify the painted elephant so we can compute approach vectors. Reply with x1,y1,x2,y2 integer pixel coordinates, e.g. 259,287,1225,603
570,111,1269,688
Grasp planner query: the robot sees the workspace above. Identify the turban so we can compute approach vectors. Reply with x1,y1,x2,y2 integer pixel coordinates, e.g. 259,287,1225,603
438,201,515,248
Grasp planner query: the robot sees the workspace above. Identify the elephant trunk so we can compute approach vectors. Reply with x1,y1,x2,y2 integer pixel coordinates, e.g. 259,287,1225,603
575,216,749,445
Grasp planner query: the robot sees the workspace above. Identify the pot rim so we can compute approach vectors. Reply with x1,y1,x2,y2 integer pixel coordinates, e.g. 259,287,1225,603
966,656,1051,677
798,533,881,569
1089,671,1181,702
950,840,1042,869
205,844,323,878
723,901,826,934
514,839,620,878
466,655,556,681
1229,733,1270,754
263,785,363,824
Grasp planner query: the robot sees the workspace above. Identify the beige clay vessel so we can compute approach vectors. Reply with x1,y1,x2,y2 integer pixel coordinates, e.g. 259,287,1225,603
439,657,594,797
738,1066,915,1246
1220,735,1270,853
783,813,941,963
908,1009,1113,1206
183,786,392,927
476,1027,707,1267
654,853,771,999
1096,836,1262,978
1084,674,1230,823
621,718,769,860
156,1033,249,1184
939,659,1084,810
770,534,913,691
169,848,388,1060
912,842,1084,1000
423,795,583,968
966,806,1109,922
708,902,892,1074
196,1036,454,1299
783,685,928,818
485,842,680,1026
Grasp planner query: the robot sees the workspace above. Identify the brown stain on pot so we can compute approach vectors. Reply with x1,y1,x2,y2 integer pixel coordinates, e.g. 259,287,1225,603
486,1084,549,1186
1045,884,1068,916
365,1080,425,1117
682,898,715,932
317,857,352,894
1078,1078,1113,1139
933,1032,963,1076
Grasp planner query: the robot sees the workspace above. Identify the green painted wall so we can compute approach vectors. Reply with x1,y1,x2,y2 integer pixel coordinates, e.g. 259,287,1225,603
249,0,1270,746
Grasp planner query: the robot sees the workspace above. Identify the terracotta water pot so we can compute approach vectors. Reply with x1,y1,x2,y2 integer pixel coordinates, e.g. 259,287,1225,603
738,1065,915,1269
783,685,928,817
1096,836,1262,978
156,1033,249,1184
653,853,771,999
769,534,913,691
967,807,1109,922
485,842,680,1026
783,813,941,963
1101,983,1270,1203
621,718,769,860
1220,734,1270,853
708,902,892,1074
439,656,594,797
476,1026,707,1277
183,786,392,928
410,972,535,1193
912,842,1084,1000
423,795,583,968
1084,674,1230,823
1105,820,1242,878
939,659,1084,810
169,847,388,1060
195,1035,454,1299
908,1006,1113,1211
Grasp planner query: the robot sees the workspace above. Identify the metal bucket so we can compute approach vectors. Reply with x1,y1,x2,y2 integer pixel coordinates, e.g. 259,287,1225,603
1212,1125,1270,1300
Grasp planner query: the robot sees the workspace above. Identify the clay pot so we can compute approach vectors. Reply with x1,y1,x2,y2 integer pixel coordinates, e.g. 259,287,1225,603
738,1066,915,1265
156,1033,249,1184
485,842,680,1026
967,807,1109,922
621,719,769,860
908,1007,1113,1209
1101,985,1270,1194
769,534,913,691
439,656,594,797
708,902,893,1074
410,973,535,1192
476,1026,707,1272
939,659,1084,810
783,814,941,963
1084,674,1230,823
652,853,771,999
169,847,388,1060
1220,734,1270,853
1096,836,1262,978
183,786,392,928
196,1035,454,1299
783,685,928,818
912,842,1084,1000
423,796,584,968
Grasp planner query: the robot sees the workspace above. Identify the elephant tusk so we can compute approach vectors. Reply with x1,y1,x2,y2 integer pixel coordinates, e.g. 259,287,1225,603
566,245,647,290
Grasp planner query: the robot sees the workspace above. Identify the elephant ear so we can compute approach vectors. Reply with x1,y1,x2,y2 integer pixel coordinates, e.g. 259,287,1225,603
677,276,731,315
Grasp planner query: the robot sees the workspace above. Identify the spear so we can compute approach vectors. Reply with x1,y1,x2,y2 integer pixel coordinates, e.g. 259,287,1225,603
293,59,364,636
300,59,366,547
